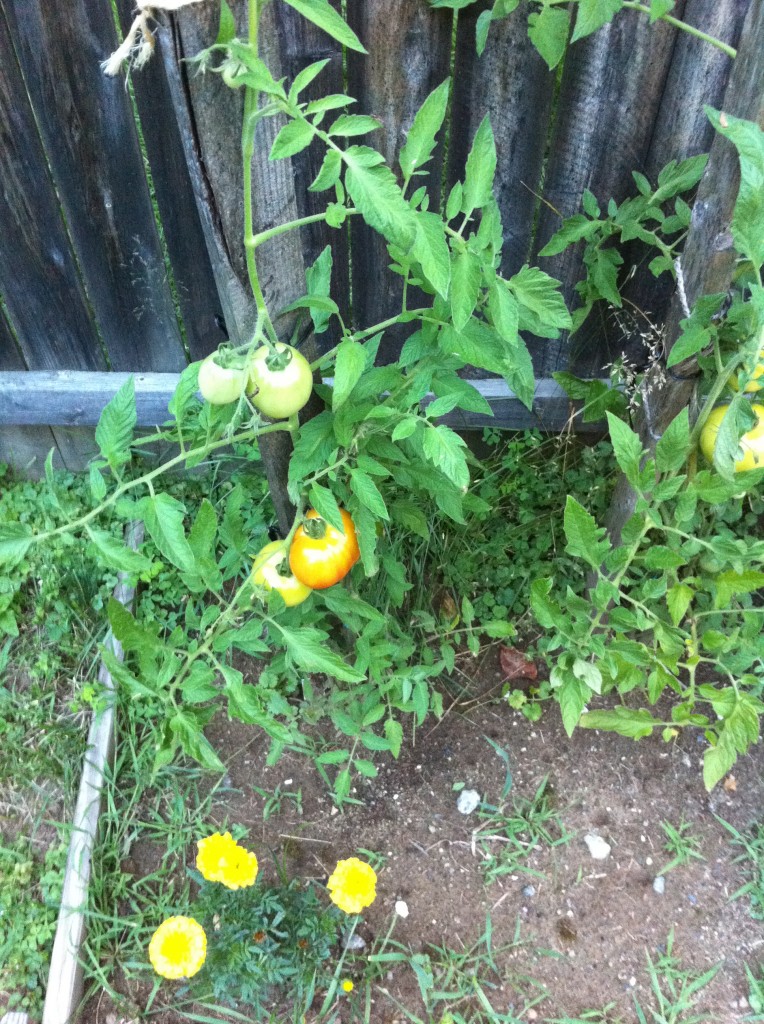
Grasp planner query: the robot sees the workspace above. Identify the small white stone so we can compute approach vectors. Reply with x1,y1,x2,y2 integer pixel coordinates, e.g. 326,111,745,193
457,789,481,815
395,900,409,918
653,875,666,895
584,834,611,860
345,933,366,950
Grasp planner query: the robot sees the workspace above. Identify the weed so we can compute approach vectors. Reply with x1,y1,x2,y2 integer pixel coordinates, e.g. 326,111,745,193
0,837,68,1014
716,817,764,920
659,820,705,874
633,932,720,1024
473,777,573,884
253,781,304,821
745,963,764,1018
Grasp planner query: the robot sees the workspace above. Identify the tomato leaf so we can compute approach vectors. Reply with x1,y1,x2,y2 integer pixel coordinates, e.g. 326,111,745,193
332,338,366,409
309,482,345,533
462,115,497,216
0,523,33,568
137,493,196,574
270,118,315,160
571,0,622,44
282,0,367,52
278,625,365,682
422,424,470,489
350,468,389,520
399,79,450,179
96,376,136,470
86,527,152,574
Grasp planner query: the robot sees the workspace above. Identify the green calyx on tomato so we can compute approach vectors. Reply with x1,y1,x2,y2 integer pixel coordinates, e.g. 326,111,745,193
289,509,360,590
198,351,248,406
699,403,764,472
251,540,312,607
220,58,247,89
247,342,313,420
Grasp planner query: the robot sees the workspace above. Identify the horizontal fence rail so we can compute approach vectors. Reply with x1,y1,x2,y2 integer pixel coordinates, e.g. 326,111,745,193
0,371,606,433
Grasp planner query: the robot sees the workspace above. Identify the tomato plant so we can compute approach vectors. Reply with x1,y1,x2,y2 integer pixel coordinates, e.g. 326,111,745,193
289,510,360,590
247,344,313,420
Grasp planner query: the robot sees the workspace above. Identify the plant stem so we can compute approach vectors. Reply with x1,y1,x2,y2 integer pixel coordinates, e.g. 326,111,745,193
620,2,737,58
250,210,359,249
35,423,290,545
242,0,280,349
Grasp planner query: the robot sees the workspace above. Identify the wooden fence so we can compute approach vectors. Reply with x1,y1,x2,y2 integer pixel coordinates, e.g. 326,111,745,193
0,0,751,472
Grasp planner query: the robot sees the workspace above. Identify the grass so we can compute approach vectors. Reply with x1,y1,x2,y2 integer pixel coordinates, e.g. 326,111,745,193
716,816,764,920
633,932,720,1024
659,819,705,875
473,776,573,884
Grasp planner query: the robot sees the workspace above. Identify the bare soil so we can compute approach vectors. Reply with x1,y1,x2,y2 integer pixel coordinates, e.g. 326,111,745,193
81,645,764,1024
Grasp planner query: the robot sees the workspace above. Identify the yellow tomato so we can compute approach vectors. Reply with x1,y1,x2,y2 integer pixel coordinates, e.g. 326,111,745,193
730,348,764,393
251,540,312,607
699,404,764,472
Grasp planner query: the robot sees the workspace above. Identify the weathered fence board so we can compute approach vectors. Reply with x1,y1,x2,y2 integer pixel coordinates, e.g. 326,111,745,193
0,314,58,472
449,2,556,279
115,0,227,363
273,1,350,345
0,7,104,373
0,371,605,434
2,0,187,371
347,0,452,360
616,0,749,359
532,4,684,376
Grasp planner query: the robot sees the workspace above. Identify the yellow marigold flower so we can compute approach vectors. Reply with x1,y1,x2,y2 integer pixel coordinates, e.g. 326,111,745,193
327,857,377,915
196,832,259,890
342,979,354,993
148,916,207,980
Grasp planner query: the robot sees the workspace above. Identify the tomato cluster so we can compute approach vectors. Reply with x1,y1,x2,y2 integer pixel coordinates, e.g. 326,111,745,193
251,510,360,607
197,342,313,420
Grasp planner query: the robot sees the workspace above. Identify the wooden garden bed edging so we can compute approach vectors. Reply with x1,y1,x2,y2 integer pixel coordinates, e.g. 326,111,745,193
0,371,607,433
41,522,144,1024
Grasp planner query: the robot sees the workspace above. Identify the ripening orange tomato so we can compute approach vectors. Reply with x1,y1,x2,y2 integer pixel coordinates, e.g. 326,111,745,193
289,509,360,590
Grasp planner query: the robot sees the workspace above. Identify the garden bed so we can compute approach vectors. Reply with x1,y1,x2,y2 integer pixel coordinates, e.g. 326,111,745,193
79,645,764,1023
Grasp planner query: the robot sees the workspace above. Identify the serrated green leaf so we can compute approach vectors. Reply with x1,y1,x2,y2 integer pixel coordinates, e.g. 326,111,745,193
462,115,497,216
527,5,570,69
606,412,643,484
571,0,622,44
289,57,331,101
270,117,315,160
399,79,450,178
579,707,656,739
309,482,345,533
563,495,609,569
0,523,33,568
412,211,451,298
708,110,764,269
96,377,136,470
508,264,572,332
281,0,367,52
310,149,343,191
714,569,764,610
655,408,690,473
422,424,469,488
557,675,590,736
332,338,366,409
350,468,389,520
666,583,693,626
138,493,196,574
344,145,415,249
328,114,381,137
86,527,151,574
305,244,333,334
450,249,482,330
278,625,365,682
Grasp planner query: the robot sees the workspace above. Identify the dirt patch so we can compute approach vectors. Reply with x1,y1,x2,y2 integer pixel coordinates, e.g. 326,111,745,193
81,647,763,1022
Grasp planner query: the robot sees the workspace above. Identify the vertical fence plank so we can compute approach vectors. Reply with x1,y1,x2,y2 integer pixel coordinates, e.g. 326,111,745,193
273,2,349,347
449,3,556,278
115,1,227,363
346,1,452,360
2,0,187,372
0,6,104,373
614,0,748,362
0,309,59,474
531,5,684,376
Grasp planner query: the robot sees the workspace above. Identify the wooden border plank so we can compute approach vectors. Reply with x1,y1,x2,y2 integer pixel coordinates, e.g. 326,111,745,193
0,371,606,432
41,523,144,1024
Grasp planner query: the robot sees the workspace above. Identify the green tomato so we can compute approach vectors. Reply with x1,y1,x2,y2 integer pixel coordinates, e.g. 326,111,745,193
247,343,313,419
198,354,247,405
221,59,247,89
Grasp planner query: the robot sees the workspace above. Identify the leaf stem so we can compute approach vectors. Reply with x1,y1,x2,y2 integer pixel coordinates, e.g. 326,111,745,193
620,2,737,58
